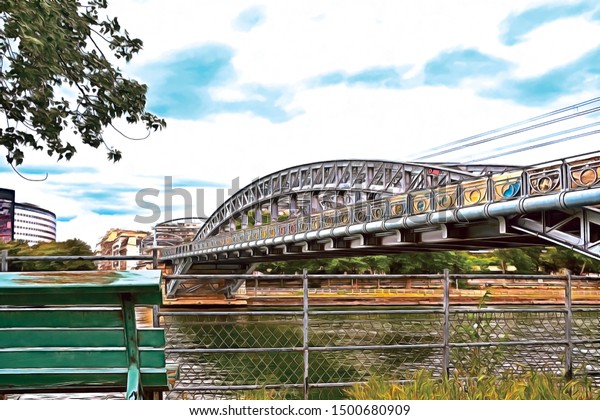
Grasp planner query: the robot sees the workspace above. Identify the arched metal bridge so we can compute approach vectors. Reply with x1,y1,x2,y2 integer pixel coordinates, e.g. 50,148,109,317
160,153,600,298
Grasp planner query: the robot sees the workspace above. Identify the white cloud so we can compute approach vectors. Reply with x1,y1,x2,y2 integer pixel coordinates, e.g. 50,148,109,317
208,86,262,102
498,17,600,78
4,0,600,248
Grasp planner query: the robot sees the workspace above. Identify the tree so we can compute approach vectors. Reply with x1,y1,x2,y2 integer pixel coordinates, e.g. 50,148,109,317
257,258,329,274
0,238,96,271
492,248,538,274
388,251,470,274
255,248,600,276
0,0,165,167
0,239,30,271
540,247,600,275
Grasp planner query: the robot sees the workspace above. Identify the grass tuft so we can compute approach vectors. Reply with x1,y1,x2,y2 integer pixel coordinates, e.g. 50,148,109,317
344,370,600,400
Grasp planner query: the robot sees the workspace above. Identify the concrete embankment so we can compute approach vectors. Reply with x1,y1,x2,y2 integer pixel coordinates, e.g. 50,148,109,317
162,287,600,306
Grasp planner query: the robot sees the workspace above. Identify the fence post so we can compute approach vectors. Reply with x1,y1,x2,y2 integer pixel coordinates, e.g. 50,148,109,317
152,248,158,270
1,250,7,272
153,249,160,328
152,305,160,328
303,269,310,400
442,269,450,377
565,271,573,380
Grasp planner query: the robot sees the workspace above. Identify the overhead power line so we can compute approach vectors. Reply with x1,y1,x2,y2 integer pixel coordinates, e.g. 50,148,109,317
409,97,600,162
465,128,600,163
460,121,600,163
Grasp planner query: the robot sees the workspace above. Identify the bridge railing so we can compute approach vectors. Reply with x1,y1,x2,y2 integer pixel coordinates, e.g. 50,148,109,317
157,270,600,400
162,152,600,259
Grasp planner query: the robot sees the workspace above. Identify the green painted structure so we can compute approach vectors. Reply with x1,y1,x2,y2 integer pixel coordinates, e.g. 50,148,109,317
0,270,171,399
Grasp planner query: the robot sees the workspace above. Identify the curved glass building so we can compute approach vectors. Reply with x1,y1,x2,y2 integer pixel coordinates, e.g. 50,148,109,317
14,203,57,243
0,188,56,244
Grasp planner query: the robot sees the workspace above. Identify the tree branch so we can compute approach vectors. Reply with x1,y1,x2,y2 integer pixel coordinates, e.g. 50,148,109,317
8,159,48,181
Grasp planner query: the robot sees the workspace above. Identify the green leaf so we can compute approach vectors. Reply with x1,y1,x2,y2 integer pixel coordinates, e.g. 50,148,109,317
0,1,165,168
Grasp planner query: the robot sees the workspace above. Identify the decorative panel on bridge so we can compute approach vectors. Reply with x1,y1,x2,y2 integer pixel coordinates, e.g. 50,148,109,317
570,158,600,189
433,185,458,210
528,166,561,195
411,191,432,214
462,179,488,206
492,172,522,201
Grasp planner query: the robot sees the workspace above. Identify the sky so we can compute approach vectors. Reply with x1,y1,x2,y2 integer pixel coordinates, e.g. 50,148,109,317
4,0,600,248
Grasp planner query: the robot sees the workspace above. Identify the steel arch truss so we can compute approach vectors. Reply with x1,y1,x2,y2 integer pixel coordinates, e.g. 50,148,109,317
195,160,516,241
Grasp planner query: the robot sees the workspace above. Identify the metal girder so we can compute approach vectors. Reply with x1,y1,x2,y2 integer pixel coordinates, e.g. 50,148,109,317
166,258,193,297
511,206,600,260
194,160,511,241
165,277,246,299
165,263,255,299
176,218,530,266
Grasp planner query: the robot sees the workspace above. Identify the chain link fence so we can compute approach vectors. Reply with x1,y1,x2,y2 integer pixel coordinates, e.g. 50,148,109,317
157,271,600,400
